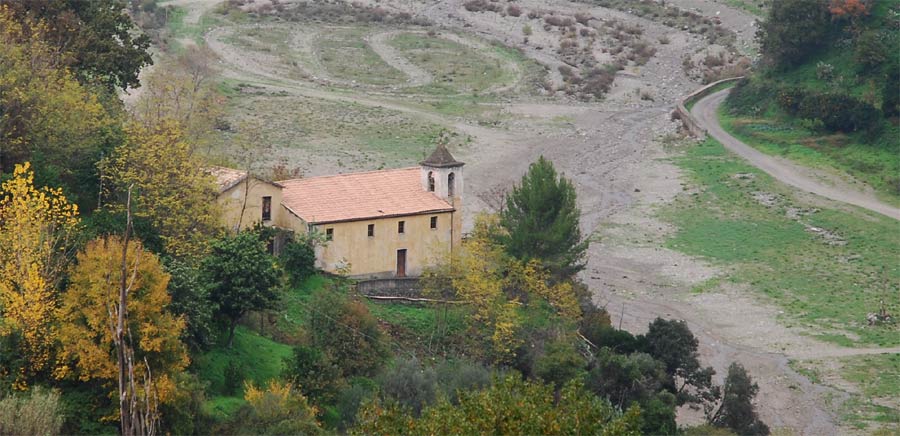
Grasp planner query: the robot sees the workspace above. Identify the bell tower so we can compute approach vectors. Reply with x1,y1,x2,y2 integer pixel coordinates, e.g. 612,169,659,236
420,144,464,206
421,144,464,250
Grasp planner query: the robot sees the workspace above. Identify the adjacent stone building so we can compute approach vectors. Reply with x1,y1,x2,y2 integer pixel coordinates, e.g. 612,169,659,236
212,145,464,279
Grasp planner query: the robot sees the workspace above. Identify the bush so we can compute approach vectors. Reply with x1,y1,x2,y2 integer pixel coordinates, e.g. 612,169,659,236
307,290,390,378
229,380,322,435
224,358,246,396
284,344,342,401
506,4,522,17
534,338,586,389
544,15,575,27
463,0,501,13
586,349,669,409
281,237,317,287
0,388,64,435
726,78,775,115
854,30,889,71
815,61,835,81
379,358,438,415
778,88,882,132
335,378,376,430
165,259,215,351
434,359,492,404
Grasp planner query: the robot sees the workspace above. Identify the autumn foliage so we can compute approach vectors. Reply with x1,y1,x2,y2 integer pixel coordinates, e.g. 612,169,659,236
0,162,79,388
57,236,189,404
829,0,869,18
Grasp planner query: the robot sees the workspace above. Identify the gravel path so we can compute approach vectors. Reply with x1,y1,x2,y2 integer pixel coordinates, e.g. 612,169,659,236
693,89,900,221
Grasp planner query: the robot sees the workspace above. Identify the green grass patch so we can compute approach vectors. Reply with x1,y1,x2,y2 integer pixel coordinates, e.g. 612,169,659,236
202,396,246,421
317,28,407,86
662,138,900,347
194,326,293,395
219,93,446,169
390,33,515,95
719,109,900,205
841,353,900,399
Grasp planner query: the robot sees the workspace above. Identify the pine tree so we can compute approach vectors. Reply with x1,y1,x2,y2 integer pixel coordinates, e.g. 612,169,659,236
500,156,587,280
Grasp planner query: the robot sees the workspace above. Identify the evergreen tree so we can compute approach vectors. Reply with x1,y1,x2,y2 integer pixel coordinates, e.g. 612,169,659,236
500,156,588,280
709,363,770,436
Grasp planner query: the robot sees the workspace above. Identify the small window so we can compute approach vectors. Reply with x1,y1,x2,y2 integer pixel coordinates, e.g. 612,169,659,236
430,216,438,229
398,221,405,234
368,224,375,237
427,171,435,192
448,173,455,197
325,228,334,241
262,196,272,221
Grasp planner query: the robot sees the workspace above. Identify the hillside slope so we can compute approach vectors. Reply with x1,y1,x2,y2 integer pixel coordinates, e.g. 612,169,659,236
723,0,900,203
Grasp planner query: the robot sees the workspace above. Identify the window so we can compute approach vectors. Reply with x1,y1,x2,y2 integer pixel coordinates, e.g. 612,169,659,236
427,171,435,192
398,221,405,234
325,228,333,241
368,223,375,237
448,173,455,197
430,216,438,229
262,196,272,221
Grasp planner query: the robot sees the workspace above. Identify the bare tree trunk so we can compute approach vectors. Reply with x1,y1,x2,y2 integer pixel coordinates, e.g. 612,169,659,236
117,186,134,435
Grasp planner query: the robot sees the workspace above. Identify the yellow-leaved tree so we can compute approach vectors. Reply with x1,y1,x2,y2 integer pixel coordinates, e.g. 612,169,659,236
101,120,221,259
0,162,79,388
57,236,189,406
427,214,582,363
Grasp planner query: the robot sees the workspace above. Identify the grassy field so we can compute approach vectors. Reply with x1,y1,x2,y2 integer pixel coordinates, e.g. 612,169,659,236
661,138,900,347
789,354,900,431
317,28,407,86
718,109,900,206
389,33,516,95
216,92,447,171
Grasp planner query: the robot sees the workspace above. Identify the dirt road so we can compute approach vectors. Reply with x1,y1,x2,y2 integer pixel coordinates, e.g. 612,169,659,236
692,89,900,220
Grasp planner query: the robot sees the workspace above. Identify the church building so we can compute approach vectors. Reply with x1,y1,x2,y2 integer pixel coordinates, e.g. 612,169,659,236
212,145,464,279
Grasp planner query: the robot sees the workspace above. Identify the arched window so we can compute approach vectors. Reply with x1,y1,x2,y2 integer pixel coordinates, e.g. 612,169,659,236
427,171,435,192
448,172,455,197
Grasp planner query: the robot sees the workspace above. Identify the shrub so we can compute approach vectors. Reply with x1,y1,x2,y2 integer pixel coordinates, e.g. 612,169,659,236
463,0,501,13
522,24,532,36
574,12,592,25
757,0,831,68
658,35,670,44
230,380,322,435
335,378,377,430
307,290,390,378
379,358,438,415
854,30,889,71
544,15,575,27
726,78,774,115
0,388,64,435
165,259,215,351
815,61,835,81
585,349,669,409
534,338,586,389
506,4,522,17
779,88,882,132
434,359,492,404
224,358,246,396
281,237,317,287
284,344,343,401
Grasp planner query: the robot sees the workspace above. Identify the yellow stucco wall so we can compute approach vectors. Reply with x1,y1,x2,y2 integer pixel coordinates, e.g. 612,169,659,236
312,212,458,279
217,179,288,232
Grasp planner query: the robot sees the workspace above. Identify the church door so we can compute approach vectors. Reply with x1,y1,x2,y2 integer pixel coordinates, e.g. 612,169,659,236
396,249,407,277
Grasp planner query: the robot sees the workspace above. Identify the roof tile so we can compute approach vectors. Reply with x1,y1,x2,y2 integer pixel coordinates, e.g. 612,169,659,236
279,167,454,224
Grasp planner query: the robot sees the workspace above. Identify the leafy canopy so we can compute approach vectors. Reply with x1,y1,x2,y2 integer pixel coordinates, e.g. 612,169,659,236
202,231,279,347
0,162,78,388
57,236,189,406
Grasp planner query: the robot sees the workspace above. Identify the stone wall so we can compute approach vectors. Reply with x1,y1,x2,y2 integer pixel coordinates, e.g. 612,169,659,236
355,277,423,298
676,76,745,139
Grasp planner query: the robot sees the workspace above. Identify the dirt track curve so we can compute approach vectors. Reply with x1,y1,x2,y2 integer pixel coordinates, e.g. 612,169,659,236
692,89,900,221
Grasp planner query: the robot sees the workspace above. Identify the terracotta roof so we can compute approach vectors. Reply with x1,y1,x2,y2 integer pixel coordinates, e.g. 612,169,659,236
421,144,464,168
208,166,284,193
279,167,454,224
209,166,247,192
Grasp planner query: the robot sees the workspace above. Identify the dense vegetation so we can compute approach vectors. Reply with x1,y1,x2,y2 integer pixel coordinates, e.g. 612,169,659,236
0,2,776,434
725,0,900,199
